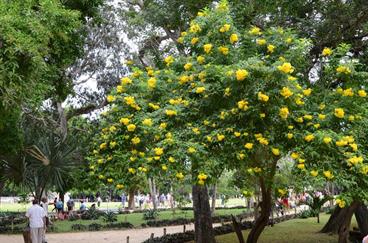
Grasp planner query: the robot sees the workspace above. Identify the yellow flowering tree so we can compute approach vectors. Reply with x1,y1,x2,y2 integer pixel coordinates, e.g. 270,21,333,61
89,1,368,242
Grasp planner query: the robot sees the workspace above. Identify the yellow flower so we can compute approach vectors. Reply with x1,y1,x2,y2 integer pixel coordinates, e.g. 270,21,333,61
191,37,199,45
159,122,167,129
116,184,124,189
168,157,175,163
350,143,358,151
164,55,174,66
310,170,318,177
116,85,124,93
291,152,299,159
236,69,249,81
128,168,136,174
234,132,241,137
218,46,229,55
279,107,289,119
260,113,266,118
334,108,345,118
184,62,192,71
121,77,132,85
287,133,293,139
206,136,212,142
188,147,196,153
358,90,367,97
196,87,206,94
303,88,312,96
189,23,201,33
278,189,286,196
258,92,269,102
176,172,184,180
277,62,294,74
177,37,184,44
110,141,117,148
124,96,135,106
197,55,205,64
336,65,351,74
257,137,269,145
237,100,249,111
147,77,157,88
318,114,326,120
165,109,177,116
286,37,293,44
203,44,213,53
323,137,332,144
131,137,141,145
256,39,267,45
154,147,164,156
322,48,333,56
198,173,208,180
304,134,315,142
244,143,253,150
198,180,205,185
338,200,346,208
336,139,348,147
297,163,305,169
323,170,333,179
97,159,104,164
142,118,153,126
304,114,313,120
107,95,116,103
230,33,238,44
217,134,225,141
342,88,354,97
280,87,293,98
219,24,231,32
249,26,261,35
272,148,280,156
109,126,117,132
267,44,275,53
127,124,136,132
107,178,113,183
161,165,168,171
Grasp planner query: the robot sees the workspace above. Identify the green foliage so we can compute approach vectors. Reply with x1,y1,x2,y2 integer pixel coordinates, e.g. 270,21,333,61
102,211,118,223
143,209,159,221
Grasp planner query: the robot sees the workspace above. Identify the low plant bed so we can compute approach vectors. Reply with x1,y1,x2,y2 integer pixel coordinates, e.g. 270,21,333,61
142,214,298,243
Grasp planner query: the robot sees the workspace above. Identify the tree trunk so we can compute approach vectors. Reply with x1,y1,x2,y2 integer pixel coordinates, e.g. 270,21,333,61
355,203,368,235
246,178,272,243
320,206,347,233
232,214,245,243
192,184,215,243
128,188,135,210
338,201,359,243
211,184,217,215
148,178,158,210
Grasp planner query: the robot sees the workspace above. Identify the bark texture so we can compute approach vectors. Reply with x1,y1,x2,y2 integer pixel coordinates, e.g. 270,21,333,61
192,185,215,243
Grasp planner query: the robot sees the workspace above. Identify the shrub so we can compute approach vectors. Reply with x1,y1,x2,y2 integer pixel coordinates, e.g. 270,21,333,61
143,209,159,220
105,222,134,229
102,211,117,223
81,208,103,220
71,224,87,231
299,210,313,218
88,223,103,231
68,213,80,221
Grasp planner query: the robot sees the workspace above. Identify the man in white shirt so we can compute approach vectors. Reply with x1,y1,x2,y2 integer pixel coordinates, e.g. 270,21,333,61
26,199,46,243
40,197,50,243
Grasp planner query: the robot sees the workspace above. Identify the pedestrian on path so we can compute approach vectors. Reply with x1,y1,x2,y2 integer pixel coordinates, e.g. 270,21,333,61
26,199,46,243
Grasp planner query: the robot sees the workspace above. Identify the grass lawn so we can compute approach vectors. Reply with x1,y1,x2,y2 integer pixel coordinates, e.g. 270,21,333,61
0,198,246,213
215,213,354,243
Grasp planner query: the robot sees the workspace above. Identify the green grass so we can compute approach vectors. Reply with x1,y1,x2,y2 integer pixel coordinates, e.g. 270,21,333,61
215,214,346,243
0,198,246,213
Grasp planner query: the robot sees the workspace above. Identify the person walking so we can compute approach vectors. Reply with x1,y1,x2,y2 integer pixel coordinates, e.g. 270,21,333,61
26,199,46,243
121,193,126,209
40,197,51,243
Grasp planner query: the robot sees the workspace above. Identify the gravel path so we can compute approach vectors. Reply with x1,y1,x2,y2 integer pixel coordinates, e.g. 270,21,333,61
0,223,197,243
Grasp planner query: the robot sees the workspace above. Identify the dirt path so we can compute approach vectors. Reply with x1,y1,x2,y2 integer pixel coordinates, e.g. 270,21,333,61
0,223,198,243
